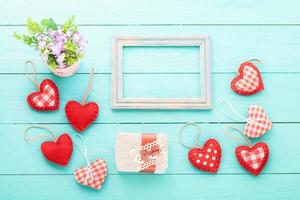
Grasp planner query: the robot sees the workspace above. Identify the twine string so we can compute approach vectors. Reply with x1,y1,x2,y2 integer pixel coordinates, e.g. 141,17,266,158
219,99,248,122
179,122,203,149
24,126,56,142
25,61,39,90
82,67,94,105
247,59,263,64
224,126,252,147
73,134,94,184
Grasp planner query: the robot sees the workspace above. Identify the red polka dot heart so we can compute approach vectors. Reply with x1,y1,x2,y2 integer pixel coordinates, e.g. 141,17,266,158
179,123,222,174
188,139,221,173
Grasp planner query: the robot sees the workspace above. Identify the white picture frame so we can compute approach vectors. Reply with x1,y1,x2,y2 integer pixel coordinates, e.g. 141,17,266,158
111,36,212,109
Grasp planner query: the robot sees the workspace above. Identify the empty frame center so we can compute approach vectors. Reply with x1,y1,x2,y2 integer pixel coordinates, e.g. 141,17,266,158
122,46,201,98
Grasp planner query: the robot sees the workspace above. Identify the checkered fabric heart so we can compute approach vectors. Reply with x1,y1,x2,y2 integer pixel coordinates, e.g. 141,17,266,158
241,147,265,170
244,105,272,138
74,159,108,190
231,62,264,96
27,79,59,111
235,142,269,176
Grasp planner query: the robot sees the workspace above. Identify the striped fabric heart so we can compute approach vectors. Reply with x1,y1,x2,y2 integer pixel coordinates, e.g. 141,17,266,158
245,105,272,138
74,159,108,190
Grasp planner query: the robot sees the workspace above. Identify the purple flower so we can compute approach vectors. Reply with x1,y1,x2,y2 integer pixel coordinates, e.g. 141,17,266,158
48,40,65,56
47,30,56,37
72,32,81,43
56,53,66,68
37,25,87,68
38,40,46,50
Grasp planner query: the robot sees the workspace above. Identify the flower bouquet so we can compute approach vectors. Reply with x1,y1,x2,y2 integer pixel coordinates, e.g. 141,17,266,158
14,16,86,77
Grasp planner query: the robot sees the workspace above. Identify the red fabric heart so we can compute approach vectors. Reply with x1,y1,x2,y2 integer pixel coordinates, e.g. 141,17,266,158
74,159,108,190
235,142,269,176
65,100,99,132
40,133,73,167
27,79,59,111
188,139,222,173
231,62,264,96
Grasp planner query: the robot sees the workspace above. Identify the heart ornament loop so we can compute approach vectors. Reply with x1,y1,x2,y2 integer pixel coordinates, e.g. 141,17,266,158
179,123,222,173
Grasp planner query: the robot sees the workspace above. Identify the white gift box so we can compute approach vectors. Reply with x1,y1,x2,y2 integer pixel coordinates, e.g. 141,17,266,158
115,132,168,173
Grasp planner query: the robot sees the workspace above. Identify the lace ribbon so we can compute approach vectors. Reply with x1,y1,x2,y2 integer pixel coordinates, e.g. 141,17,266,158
130,135,167,172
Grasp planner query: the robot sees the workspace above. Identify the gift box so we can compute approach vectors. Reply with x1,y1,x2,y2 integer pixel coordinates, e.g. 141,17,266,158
115,132,168,173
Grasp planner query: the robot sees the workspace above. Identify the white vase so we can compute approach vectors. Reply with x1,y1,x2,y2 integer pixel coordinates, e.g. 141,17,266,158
50,60,81,77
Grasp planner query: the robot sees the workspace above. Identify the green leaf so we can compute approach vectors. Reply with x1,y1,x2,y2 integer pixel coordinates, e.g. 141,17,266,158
23,35,34,45
62,16,77,33
41,19,49,27
48,18,58,30
27,17,43,34
32,36,38,43
13,32,22,40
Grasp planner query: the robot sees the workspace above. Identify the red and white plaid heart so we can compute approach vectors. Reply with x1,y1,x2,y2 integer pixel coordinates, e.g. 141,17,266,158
235,142,269,176
244,105,272,138
27,79,59,111
231,62,264,96
74,159,108,190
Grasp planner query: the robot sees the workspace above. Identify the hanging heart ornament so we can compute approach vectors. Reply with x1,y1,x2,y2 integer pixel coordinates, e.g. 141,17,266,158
73,134,108,190
27,79,59,111
41,133,73,166
231,61,264,96
74,159,108,190
179,123,222,173
245,105,272,138
236,142,269,176
65,101,99,132
188,139,222,173
25,61,59,111
225,127,269,176
24,126,73,167
65,67,99,132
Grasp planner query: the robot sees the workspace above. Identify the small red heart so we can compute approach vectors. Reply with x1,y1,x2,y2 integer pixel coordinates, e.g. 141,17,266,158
188,139,222,173
231,62,264,96
65,100,99,132
40,133,73,167
235,142,269,176
27,79,59,111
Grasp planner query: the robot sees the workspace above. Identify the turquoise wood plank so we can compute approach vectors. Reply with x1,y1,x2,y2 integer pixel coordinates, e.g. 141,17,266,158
0,74,298,123
0,123,298,174
1,0,300,24
1,26,300,73
1,174,299,200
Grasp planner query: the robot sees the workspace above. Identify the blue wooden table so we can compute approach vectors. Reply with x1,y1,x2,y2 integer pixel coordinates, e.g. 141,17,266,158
1,1,300,199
